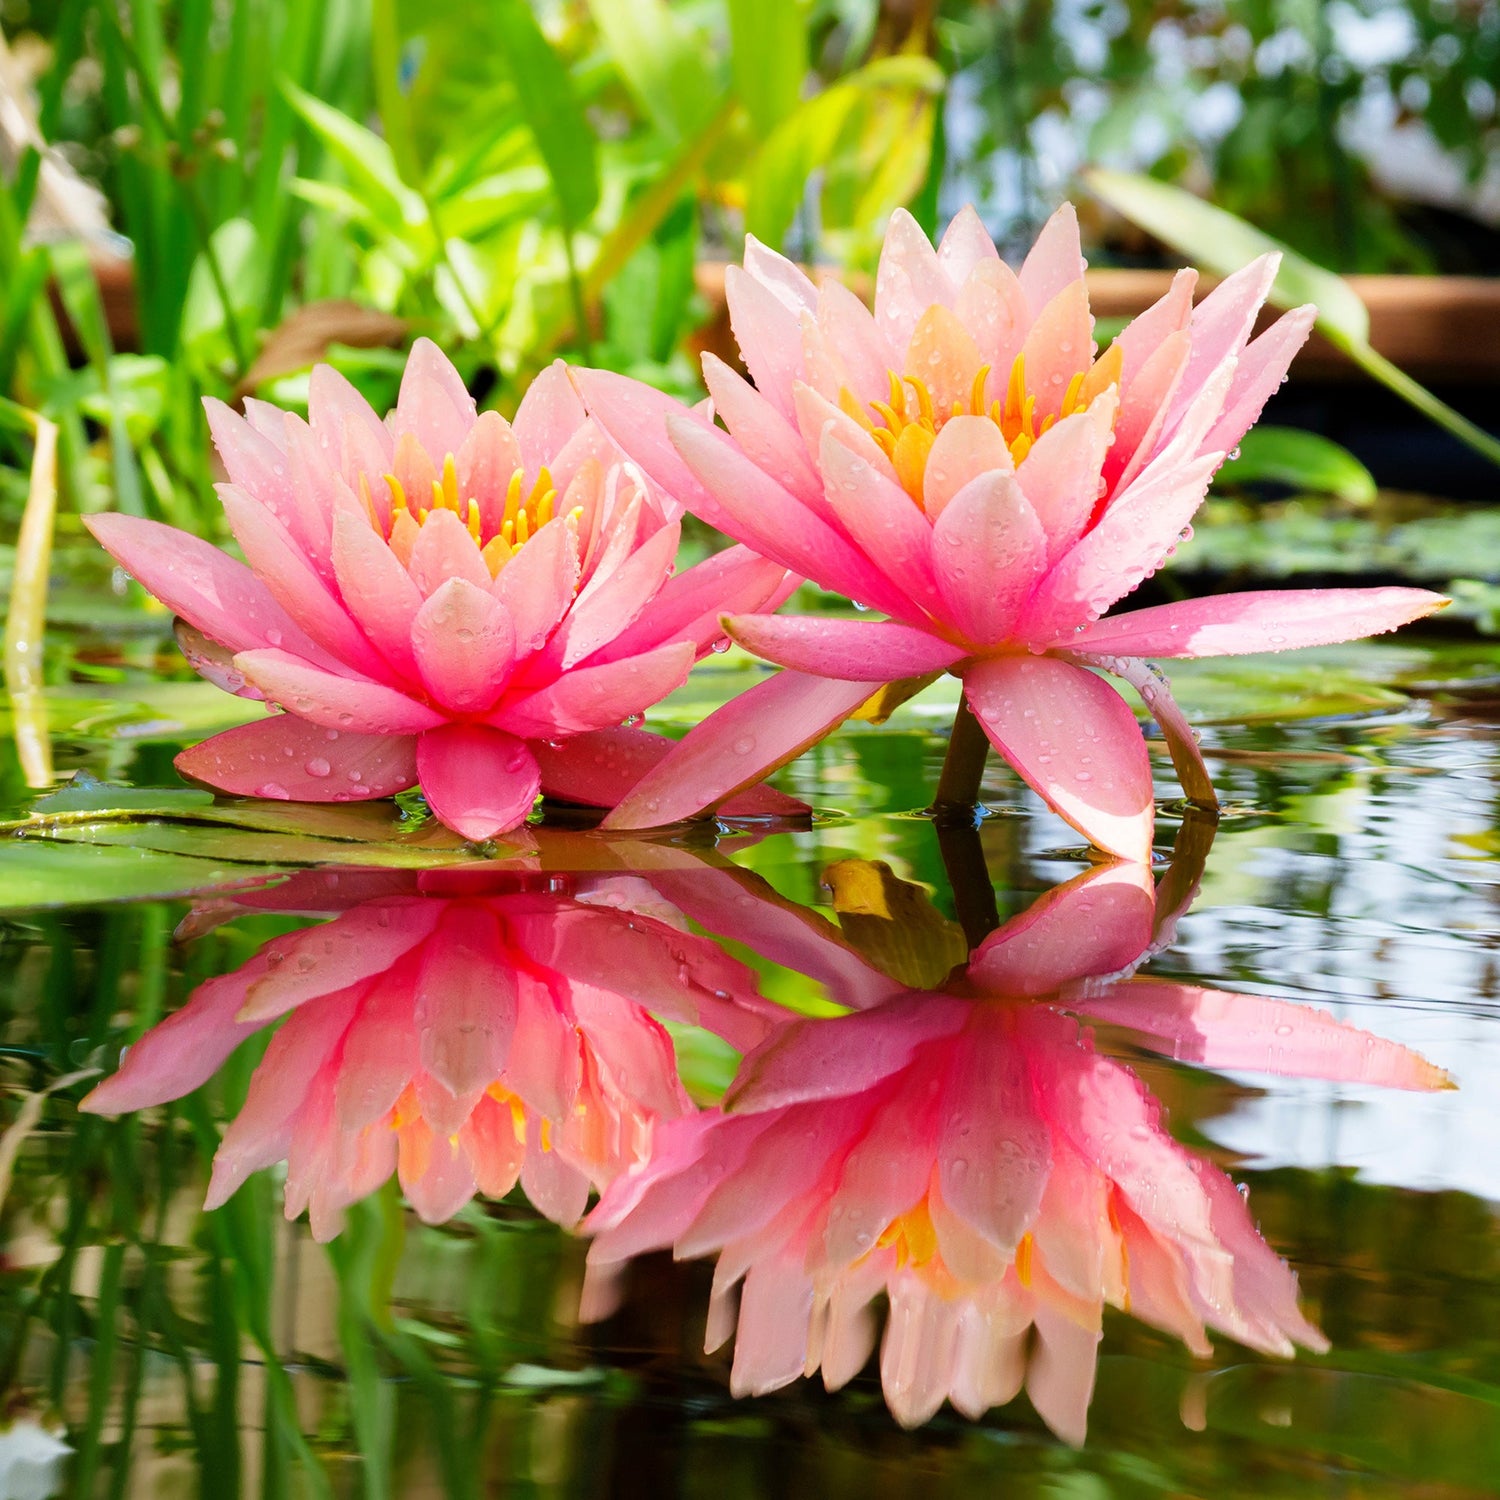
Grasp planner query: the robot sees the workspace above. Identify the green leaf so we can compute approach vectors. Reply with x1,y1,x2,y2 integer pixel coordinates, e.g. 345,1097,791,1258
1083,168,1371,343
586,0,721,141
1214,427,1378,504
490,0,599,229
728,0,808,135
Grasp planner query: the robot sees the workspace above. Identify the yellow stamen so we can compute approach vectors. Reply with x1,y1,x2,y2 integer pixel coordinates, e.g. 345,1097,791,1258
441,452,460,509
503,469,522,530
466,498,482,543
892,424,934,502
515,507,530,547
383,473,409,515
1015,1232,1034,1288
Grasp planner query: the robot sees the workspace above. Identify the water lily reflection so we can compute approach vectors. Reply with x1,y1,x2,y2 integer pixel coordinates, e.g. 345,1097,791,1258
83,858,779,1238
582,827,1450,1441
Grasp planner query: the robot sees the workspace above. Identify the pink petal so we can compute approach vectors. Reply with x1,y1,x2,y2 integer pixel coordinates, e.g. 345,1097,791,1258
84,513,333,664
602,670,875,829
173,621,263,698
817,429,946,620
744,234,820,312
239,901,438,1022
205,399,327,564
1103,328,1191,492
1175,253,1279,420
549,520,679,669
936,203,1000,281
1070,587,1448,659
393,338,475,458
967,862,1157,996
922,415,1013,519
1081,980,1454,1090
875,208,952,355
1018,280,1094,422
1017,202,1086,316
457,410,524,537
533,726,810,818
414,905,516,1097
334,975,422,1129
330,511,423,679
726,263,804,423
964,654,1154,861
218,485,388,676
1204,305,1317,456
491,512,580,657
497,640,695,738
1016,450,1221,642
670,417,911,616
307,362,394,483
1114,268,1197,381
702,354,822,501
405,506,492,596
1084,653,1216,806
80,958,275,1114
724,613,963,679
903,304,985,417
1025,1303,1100,1446
815,278,898,405
416,724,541,840
174,713,418,802
954,259,1030,380
931,472,1047,646
234,648,443,735
1015,391,1117,564
410,579,517,712
514,359,589,471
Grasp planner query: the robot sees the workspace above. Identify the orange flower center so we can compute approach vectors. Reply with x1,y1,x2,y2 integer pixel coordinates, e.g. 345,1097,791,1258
842,342,1124,506
359,453,564,579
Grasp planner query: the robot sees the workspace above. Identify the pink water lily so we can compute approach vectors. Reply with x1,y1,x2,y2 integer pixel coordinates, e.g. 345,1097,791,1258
582,855,1449,1439
87,340,795,841
81,866,780,1239
576,206,1446,857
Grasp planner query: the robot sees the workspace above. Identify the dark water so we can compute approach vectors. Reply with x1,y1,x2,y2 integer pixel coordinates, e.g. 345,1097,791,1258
2,634,1499,1498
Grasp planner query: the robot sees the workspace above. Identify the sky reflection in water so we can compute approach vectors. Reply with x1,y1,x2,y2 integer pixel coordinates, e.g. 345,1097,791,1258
79,815,1448,1444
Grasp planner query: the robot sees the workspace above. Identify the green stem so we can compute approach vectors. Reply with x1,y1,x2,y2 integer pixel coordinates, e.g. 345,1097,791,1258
1336,332,1500,470
934,817,1001,949
932,692,990,811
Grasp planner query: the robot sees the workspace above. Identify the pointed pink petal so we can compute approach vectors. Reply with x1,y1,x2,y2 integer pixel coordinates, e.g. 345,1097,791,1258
1018,202,1086,316
405,505,492,596
410,578,517,712
416,724,540,840
456,410,524,536
1025,1303,1100,1447
1103,328,1191,492
1019,279,1094,421
875,208,952,355
726,263,804,422
80,959,275,1114
880,1279,964,1428
393,338,475,458
931,472,1047,646
334,975,422,1130
1175,253,1279,420
1081,980,1454,1090
817,429,946,619
702,353,822,500
307,362,394,483
84,513,333,664
239,902,438,1022
922,415,1013,519
937,204,1000,280
968,862,1156,995
1016,450,1222,641
1204,305,1317,455
1015,391,1117,563
903,304,986,416
1114,268,1197,380
670,416,911,617
1071,587,1448,659
1084,653,1216,806
965,655,1154,861
414,905,516,1097
597,543,792,664
550,520,679,669
491,512,580,657
954,259,1030,380
724,613,963,679
331,511,423,679
497,640,695,738
234,649,443,734
533,725,809,818
521,1134,592,1225
744,234,820,311
602,670,875,829
815,278,898,405
514,359,589,470
173,621,264,698
174,714,418,802
218,485,388,675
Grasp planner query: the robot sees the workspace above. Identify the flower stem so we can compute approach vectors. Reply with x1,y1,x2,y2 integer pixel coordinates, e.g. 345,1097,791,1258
932,693,990,812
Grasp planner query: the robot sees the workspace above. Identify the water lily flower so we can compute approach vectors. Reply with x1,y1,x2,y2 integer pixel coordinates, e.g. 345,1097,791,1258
575,207,1446,857
581,845,1449,1438
86,340,794,841
81,865,780,1239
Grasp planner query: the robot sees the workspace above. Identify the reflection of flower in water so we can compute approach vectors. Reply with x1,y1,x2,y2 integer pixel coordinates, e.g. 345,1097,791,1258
583,855,1450,1440
83,867,777,1239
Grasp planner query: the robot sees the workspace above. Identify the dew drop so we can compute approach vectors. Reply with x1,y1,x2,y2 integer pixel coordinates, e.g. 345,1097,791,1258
304,757,332,778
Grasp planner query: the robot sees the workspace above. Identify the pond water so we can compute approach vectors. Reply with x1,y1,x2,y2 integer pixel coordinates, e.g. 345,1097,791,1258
2,620,1499,1498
